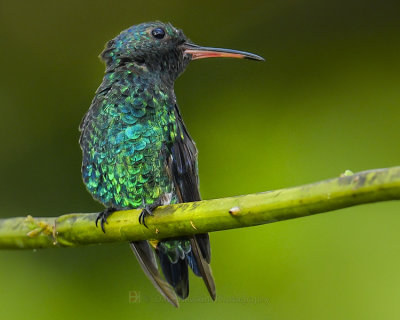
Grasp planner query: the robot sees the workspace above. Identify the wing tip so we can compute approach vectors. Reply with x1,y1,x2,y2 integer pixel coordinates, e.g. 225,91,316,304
189,237,217,301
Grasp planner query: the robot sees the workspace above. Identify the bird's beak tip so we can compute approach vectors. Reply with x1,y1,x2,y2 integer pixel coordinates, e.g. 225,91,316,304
244,55,265,62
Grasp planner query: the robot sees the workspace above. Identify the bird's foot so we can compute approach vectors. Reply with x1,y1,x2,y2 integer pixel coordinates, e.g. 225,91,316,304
96,207,117,233
139,202,161,228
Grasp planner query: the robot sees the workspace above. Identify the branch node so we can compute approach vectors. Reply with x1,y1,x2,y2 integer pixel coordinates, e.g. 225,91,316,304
24,215,58,245
340,169,354,177
229,206,241,216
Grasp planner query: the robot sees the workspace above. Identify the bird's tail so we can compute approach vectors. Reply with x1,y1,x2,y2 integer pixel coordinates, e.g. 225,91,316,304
157,234,216,301
130,235,215,306
156,239,190,299
129,241,179,307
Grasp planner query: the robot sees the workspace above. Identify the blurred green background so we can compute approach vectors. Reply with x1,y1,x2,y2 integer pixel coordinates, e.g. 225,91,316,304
0,0,400,319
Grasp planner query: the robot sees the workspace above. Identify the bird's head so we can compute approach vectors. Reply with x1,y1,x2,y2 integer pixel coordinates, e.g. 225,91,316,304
101,21,264,82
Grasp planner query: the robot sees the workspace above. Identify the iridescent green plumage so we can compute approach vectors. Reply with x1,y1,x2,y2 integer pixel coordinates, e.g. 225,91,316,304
80,64,178,209
79,21,263,307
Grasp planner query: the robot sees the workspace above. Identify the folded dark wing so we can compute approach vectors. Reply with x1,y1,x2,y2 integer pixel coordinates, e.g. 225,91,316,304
166,104,216,300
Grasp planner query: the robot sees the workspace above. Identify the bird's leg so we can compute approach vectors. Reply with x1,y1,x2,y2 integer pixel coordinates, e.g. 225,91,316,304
96,207,117,233
138,201,161,228
139,193,173,228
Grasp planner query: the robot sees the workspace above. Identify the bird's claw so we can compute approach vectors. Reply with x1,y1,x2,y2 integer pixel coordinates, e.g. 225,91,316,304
138,206,154,228
96,207,116,233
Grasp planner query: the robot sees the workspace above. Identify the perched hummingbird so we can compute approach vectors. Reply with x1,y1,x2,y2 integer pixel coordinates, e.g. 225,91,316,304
79,21,263,306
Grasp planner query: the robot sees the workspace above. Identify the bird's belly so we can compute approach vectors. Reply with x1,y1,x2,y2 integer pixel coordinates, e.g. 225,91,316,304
83,145,174,210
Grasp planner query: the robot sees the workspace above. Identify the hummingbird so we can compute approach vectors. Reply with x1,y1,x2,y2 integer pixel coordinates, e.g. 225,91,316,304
79,21,264,307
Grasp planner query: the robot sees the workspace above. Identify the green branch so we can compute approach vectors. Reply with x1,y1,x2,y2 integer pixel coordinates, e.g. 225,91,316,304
1,166,400,250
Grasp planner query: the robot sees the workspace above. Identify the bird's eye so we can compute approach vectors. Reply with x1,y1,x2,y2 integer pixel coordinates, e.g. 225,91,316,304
151,28,166,39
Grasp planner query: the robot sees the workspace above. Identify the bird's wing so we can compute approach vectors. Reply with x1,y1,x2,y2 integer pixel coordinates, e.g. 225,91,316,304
168,105,200,202
130,241,179,307
166,104,216,300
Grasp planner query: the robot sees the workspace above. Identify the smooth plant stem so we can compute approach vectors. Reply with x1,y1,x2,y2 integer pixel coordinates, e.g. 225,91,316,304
0,166,399,249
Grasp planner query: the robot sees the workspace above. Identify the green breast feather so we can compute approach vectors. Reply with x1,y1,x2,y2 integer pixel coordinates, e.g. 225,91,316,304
80,69,178,209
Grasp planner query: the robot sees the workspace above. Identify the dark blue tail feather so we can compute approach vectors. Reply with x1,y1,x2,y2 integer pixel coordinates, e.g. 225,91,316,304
157,247,189,299
187,251,201,276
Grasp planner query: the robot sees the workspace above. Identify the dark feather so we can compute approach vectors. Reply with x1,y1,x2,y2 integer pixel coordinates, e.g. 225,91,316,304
130,241,179,307
194,233,211,264
187,251,201,276
189,237,216,300
164,104,216,299
157,249,189,299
